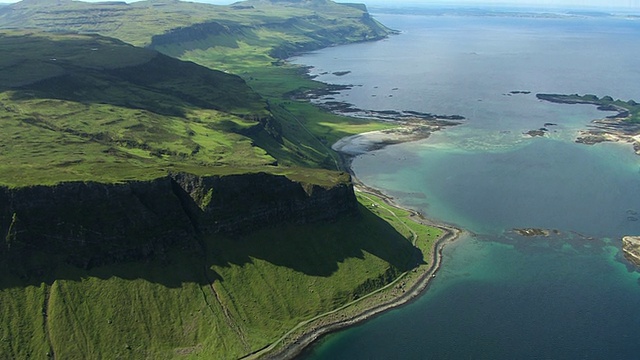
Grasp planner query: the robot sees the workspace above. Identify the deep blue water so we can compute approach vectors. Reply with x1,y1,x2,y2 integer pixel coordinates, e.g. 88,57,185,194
292,10,640,360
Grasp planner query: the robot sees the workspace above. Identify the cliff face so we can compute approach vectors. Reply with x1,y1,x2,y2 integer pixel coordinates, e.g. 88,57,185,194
0,172,357,269
172,172,357,234
1,177,195,268
149,21,233,47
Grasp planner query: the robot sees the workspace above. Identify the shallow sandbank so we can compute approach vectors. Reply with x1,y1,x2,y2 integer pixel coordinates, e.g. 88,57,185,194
331,126,433,156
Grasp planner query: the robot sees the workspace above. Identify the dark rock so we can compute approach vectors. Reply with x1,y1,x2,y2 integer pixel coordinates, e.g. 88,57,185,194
524,129,546,137
513,228,551,237
171,172,358,234
0,172,358,270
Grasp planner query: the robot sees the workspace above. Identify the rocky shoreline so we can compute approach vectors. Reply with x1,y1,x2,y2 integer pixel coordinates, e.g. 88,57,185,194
257,201,460,360
291,82,465,124
247,91,640,359
575,118,640,155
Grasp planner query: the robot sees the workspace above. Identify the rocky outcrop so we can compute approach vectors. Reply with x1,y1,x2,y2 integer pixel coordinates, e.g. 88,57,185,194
0,172,357,269
171,172,357,234
622,236,640,267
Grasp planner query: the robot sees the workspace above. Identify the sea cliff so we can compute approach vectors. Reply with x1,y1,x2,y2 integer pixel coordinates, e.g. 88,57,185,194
1,172,357,270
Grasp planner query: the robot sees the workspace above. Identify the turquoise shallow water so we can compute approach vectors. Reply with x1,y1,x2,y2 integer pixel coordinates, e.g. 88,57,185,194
354,138,640,237
292,10,640,360
304,234,640,359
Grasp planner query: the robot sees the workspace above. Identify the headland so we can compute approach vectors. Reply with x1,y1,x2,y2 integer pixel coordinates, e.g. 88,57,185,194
246,127,464,360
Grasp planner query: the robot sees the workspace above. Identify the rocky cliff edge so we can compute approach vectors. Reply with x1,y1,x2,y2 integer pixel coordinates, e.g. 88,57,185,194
0,172,357,269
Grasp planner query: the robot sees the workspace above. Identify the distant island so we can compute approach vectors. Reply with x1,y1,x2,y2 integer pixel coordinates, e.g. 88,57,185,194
537,93,640,154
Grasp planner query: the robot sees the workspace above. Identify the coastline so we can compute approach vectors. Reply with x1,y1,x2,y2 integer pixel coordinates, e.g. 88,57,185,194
576,118,640,155
247,93,635,360
246,129,463,360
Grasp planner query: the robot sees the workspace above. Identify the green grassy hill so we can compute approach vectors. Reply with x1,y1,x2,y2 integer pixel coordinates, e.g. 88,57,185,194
1,196,436,359
0,0,397,170
0,1,442,359
0,0,390,48
0,30,283,186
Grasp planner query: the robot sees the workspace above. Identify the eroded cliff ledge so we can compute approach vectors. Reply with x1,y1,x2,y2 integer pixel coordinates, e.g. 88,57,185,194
0,172,357,269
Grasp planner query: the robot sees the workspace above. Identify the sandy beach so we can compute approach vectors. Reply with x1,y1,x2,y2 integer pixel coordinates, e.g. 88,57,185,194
331,125,434,157
244,129,462,360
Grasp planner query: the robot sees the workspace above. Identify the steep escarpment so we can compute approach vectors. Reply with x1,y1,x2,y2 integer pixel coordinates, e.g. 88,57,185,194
264,11,391,59
172,172,356,234
149,21,236,47
147,4,391,59
0,172,357,271
1,177,195,269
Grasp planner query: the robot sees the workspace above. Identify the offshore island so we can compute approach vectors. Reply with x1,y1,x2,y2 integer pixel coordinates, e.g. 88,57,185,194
0,0,462,359
536,93,640,153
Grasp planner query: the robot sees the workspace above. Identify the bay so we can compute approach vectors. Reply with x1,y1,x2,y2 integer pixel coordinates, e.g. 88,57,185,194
292,9,640,360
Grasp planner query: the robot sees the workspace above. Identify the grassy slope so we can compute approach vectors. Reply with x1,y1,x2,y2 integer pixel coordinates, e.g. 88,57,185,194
1,0,388,47
0,30,285,186
0,196,439,359
150,0,397,157
0,0,397,170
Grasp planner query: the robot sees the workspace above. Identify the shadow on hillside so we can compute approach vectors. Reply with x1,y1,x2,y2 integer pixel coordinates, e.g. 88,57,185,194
7,53,262,118
1,33,265,118
148,20,241,58
206,204,424,278
0,205,423,290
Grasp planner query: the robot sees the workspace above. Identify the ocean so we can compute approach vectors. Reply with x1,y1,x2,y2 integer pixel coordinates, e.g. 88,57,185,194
291,8,640,359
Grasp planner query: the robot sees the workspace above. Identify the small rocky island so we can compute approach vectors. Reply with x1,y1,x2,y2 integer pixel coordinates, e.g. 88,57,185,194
524,128,550,137
512,228,561,237
622,236,640,267
536,93,640,154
